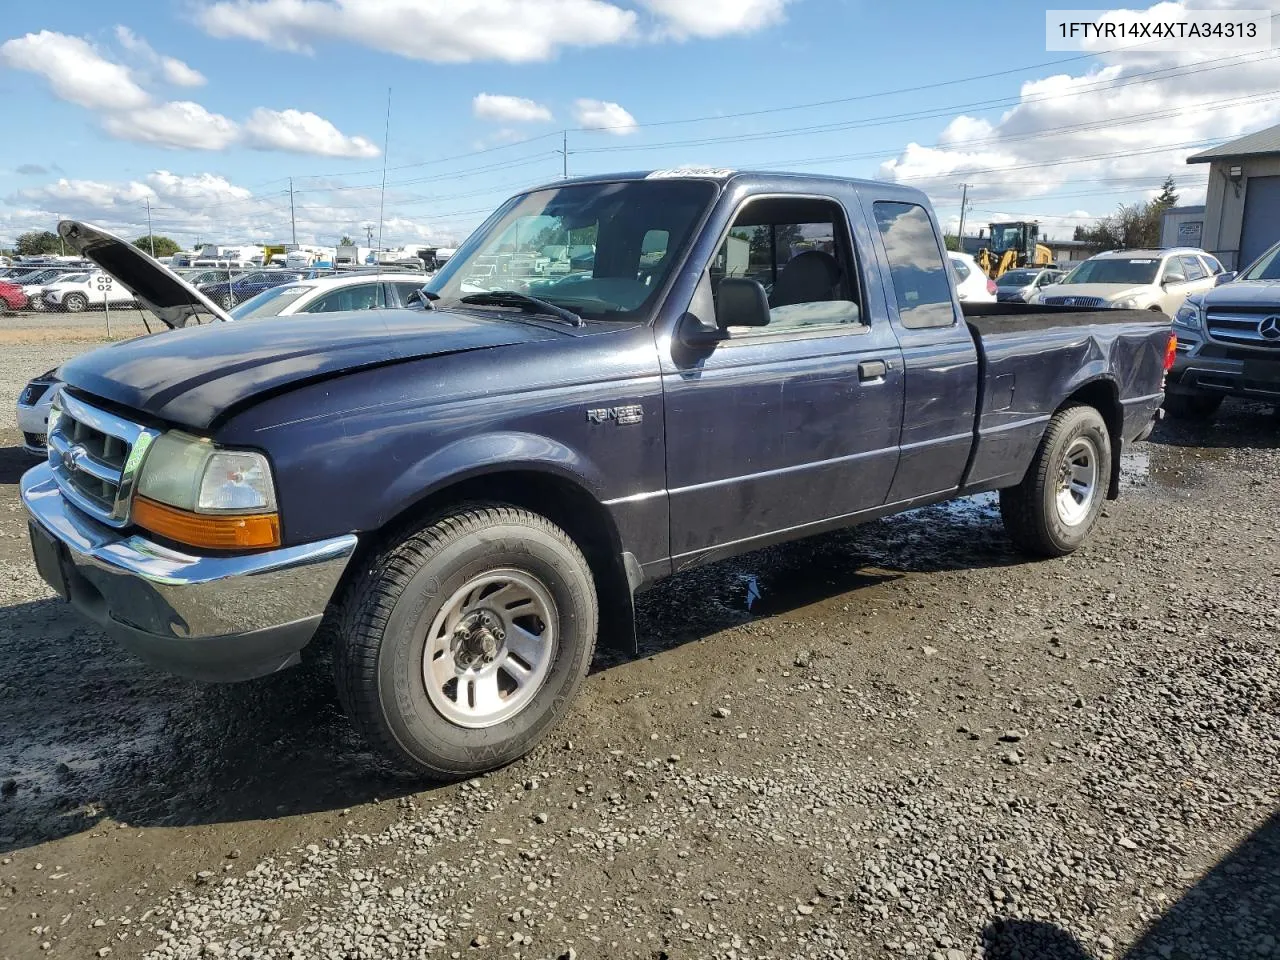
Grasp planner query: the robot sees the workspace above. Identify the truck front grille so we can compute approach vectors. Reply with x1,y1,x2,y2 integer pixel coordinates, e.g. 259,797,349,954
1043,296,1105,308
1205,310,1280,349
47,393,159,527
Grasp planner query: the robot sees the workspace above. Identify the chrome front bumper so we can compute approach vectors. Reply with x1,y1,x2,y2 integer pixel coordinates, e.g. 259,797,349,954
21,464,358,682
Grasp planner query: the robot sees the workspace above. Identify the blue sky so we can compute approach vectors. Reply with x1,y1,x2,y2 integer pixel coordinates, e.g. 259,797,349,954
2,0,1279,248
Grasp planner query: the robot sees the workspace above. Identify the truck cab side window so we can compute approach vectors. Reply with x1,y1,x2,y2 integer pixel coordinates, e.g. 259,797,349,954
872,201,955,329
710,196,862,335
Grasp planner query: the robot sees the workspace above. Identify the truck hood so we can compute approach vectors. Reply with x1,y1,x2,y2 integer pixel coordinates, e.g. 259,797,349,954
58,308,560,430
57,220,233,327
1198,278,1280,309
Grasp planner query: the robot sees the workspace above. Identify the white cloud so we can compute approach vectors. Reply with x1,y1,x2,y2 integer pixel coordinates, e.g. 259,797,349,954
0,30,149,110
878,0,1280,215
101,101,240,151
114,26,207,87
473,93,553,124
573,98,637,134
242,108,381,158
3,170,466,249
640,0,795,39
198,0,637,63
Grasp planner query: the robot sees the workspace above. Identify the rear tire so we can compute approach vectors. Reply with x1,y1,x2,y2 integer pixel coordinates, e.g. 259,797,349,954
62,293,88,313
1000,404,1111,558
1163,392,1223,420
335,504,598,779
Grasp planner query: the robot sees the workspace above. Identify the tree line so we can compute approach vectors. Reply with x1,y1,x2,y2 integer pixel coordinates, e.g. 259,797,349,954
6,230,182,259
1073,176,1180,250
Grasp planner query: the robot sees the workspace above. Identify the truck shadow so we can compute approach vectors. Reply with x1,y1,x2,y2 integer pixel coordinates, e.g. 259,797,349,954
0,444,39,484
1149,399,1280,450
0,492,1023,854
978,810,1279,959
622,492,1019,661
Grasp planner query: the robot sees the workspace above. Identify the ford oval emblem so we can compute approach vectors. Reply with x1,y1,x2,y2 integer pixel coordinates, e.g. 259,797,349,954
61,444,87,474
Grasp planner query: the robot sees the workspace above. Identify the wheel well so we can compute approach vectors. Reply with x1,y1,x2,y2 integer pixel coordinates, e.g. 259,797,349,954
345,469,636,652
1062,379,1123,499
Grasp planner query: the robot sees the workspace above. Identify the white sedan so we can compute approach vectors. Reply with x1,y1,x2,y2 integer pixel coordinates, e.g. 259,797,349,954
949,252,997,303
229,272,429,319
16,371,61,456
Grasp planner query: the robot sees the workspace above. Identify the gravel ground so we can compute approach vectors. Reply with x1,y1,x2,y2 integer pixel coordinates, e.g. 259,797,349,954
0,336,1275,960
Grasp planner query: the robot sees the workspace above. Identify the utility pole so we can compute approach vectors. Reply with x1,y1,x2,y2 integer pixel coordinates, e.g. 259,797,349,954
376,87,391,264
956,183,972,247
289,177,297,246
146,198,155,257
559,130,569,179
365,224,374,247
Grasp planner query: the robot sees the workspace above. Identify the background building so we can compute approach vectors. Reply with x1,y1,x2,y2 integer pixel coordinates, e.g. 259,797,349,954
1188,123,1280,270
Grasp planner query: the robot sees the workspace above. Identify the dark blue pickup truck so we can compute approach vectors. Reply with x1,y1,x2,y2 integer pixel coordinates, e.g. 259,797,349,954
23,170,1172,778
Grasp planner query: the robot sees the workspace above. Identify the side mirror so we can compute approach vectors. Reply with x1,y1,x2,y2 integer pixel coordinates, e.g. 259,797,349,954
676,310,726,347
1215,271,1237,286
717,277,771,328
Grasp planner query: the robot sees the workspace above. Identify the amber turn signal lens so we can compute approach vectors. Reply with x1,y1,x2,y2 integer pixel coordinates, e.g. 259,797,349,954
133,496,282,550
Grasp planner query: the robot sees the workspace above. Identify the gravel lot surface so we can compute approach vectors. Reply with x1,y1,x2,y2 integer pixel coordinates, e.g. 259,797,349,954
0,335,1275,960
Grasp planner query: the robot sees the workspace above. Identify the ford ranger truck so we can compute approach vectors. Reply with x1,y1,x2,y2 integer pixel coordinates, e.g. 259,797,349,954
23,171,1172,779
1167,238,1280,418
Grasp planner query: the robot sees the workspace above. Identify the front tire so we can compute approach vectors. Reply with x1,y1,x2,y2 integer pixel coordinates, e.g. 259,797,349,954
335,505,598,779
1000,404,1112,558
1163,392,1223,420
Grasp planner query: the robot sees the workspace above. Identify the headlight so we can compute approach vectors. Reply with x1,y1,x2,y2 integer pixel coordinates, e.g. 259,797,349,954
1111,297,1141,309
1173,302,1203,331
134,431,280,549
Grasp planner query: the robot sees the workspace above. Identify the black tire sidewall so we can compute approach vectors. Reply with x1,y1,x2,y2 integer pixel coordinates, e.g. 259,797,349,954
1038,408,1111,553
375,521,595,775
64,294,86,312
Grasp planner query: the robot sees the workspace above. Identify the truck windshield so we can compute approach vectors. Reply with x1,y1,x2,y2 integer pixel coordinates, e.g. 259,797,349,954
426,179,717,322
1240,242,1280,281
1062,258,1159,285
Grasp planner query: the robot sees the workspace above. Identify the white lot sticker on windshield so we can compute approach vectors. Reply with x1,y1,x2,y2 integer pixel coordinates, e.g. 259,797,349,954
646,167,735,179
1128,259,1156,263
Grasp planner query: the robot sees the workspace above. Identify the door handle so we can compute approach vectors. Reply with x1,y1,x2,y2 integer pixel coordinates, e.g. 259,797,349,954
858,360,888,382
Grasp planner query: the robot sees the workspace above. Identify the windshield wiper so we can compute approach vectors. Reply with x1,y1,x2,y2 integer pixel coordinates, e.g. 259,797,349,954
458,291,585,328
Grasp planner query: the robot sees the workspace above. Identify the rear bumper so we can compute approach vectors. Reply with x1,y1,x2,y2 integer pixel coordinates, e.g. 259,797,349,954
21,465,357,682
1121,392,1165,442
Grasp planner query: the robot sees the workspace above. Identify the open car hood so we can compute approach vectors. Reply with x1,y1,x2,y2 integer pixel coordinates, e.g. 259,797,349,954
57,220,233,328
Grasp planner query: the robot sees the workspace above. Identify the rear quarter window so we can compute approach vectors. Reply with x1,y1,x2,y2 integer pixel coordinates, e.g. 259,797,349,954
872,201,955,329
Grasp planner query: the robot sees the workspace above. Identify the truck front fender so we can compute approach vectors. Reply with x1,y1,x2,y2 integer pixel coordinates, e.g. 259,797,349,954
377,430,610,526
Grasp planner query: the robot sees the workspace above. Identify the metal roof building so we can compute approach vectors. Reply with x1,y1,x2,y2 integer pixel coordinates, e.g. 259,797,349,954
1188,123,1280,270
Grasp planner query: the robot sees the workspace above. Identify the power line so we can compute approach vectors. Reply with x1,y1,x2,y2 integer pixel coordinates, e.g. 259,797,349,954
568,18,1280,133
571,51,1280,155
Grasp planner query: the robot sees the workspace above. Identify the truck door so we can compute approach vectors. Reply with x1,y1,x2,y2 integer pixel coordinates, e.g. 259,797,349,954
661,190,905,564
862,197,980,504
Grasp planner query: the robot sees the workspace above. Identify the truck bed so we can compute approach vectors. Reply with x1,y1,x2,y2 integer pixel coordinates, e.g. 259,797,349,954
960,302,1171,495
